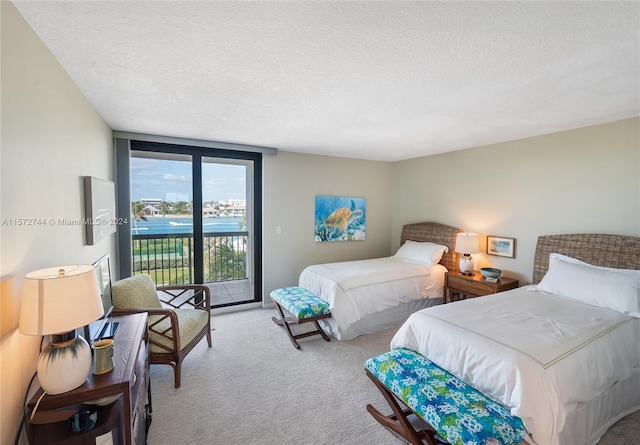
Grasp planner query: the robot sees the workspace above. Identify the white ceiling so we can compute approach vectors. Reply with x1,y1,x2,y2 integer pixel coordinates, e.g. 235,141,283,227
12,1,640,161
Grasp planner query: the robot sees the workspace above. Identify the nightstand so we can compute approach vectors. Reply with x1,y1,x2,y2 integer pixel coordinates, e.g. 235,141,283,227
27,313,151,445
443,271,518,303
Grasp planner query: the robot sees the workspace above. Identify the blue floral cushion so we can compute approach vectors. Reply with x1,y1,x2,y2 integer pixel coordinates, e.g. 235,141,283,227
365,349,527,445
270,287,330,319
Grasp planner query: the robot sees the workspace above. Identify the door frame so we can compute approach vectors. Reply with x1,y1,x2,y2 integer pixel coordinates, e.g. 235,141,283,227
115,138,263,306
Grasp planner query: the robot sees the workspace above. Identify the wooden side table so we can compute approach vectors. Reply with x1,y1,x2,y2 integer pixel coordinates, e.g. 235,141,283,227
27,313,151,445
443,271,518,303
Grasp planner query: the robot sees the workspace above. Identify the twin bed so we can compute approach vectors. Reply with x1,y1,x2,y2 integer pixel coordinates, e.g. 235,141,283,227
299,222,460,341
385,233,640,445
298,223,639,444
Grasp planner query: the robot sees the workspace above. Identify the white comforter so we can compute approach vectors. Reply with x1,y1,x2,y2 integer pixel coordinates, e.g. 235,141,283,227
299,257,445,336
390,287,640,445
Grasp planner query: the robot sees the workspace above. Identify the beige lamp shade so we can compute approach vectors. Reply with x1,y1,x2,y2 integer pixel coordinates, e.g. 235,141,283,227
454,233,480,255
19,264,104,336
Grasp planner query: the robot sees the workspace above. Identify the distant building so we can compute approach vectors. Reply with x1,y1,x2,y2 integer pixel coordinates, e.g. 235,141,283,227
226,205,246,217
144,205,161,216
141,198,162,207
227,199,246,207
203,207,219,217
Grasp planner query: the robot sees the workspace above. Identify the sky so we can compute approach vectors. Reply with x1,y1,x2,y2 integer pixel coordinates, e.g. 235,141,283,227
130,157,247,203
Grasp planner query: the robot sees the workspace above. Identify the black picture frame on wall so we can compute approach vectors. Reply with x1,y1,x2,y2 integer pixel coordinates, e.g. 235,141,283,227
487,236,515,258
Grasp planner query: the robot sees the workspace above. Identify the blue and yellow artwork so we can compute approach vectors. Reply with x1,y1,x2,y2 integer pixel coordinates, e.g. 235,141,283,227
315,195,366,242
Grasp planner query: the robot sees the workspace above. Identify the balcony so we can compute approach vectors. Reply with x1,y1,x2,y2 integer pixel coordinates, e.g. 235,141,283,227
132,231,254,306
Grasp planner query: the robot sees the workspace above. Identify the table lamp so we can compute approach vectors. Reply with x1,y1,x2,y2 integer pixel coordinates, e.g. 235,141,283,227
455,233,479,276
19,264,104,395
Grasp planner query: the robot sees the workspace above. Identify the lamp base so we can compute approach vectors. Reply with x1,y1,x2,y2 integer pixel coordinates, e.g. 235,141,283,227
37,332,91,395
459,254,475,276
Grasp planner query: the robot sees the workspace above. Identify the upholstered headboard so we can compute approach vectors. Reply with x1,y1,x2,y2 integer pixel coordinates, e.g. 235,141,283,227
400,222,461,272
533,233,640,284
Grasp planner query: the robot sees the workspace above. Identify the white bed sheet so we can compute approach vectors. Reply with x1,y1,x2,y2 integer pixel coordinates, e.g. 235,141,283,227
390,286,640,445
319,297,442,341
299,257,446,341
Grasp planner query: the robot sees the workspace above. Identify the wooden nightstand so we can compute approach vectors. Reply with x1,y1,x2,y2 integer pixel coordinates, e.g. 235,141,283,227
443,271,518,303
27,313,151,445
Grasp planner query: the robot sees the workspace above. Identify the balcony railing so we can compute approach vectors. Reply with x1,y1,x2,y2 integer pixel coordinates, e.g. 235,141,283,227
132,231,248,286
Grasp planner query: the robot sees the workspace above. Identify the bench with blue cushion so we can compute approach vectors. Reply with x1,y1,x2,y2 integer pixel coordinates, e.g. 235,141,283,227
364,348,527,445
270,286,331,349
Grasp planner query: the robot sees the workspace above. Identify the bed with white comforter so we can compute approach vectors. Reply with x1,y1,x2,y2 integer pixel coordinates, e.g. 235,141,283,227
299,222,460,341
389,233,640,445
300,258,446,340
392,287,639,445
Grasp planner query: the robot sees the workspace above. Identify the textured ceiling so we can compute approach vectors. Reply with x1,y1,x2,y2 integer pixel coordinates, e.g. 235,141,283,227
12,1,640,161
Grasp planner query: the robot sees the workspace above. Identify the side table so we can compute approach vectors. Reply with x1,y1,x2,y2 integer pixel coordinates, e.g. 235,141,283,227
27,313,151,445
443,271,518,303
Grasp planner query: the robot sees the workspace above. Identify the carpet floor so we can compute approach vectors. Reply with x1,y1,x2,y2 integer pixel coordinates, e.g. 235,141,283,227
146,308,639,445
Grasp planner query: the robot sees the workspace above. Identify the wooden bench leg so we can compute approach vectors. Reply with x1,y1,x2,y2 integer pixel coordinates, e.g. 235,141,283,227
272,302,302,349
271,301,331,349
313,320,331,342
365,370,443,445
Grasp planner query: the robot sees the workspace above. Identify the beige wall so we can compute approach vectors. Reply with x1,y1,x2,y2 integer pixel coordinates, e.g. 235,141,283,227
392,117,640,284
262,151,393,297
0,3,114,444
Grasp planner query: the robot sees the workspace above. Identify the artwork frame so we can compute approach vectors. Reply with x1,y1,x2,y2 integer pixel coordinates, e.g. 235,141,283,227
84,176,116,245
487,236,515,258
315,195,366,242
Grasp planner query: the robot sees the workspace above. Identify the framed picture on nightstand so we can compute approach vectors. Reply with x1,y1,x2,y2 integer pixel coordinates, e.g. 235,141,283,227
487,236,515,258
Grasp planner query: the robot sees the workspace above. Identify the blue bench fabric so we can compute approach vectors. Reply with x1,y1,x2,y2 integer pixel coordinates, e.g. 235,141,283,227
365,348,527,445
270,286,330,319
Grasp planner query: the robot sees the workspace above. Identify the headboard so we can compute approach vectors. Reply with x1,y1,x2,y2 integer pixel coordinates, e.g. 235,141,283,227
533,233,640,284
400,222,461,272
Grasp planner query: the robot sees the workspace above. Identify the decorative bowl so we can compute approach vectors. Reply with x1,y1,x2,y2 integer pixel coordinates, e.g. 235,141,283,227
480,267,502,279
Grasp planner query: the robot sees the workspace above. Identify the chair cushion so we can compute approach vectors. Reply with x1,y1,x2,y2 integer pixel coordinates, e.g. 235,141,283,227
112,274,162,309
149,309,209,353
270,286,330,319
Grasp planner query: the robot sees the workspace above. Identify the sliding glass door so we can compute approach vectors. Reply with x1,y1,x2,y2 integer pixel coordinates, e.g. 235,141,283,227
200,156,255,304
123,141,261,308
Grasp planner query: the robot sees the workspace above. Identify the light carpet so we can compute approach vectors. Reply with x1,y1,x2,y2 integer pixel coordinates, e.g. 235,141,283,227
146,308,639,445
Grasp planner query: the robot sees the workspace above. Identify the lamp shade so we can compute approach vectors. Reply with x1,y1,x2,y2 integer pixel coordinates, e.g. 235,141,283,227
19,264,103,336
454,233,480,255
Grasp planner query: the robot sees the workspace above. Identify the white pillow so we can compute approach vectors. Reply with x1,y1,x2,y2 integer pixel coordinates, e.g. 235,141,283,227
548,252,586,265
549,253,638,274
393,240,449,266
536,253,640,316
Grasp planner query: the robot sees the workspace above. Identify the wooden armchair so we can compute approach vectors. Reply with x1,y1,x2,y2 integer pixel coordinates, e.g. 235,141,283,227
111,274,212,388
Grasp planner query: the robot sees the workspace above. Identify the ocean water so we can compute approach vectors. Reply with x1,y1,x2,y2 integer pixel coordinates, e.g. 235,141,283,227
131,216,245,235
